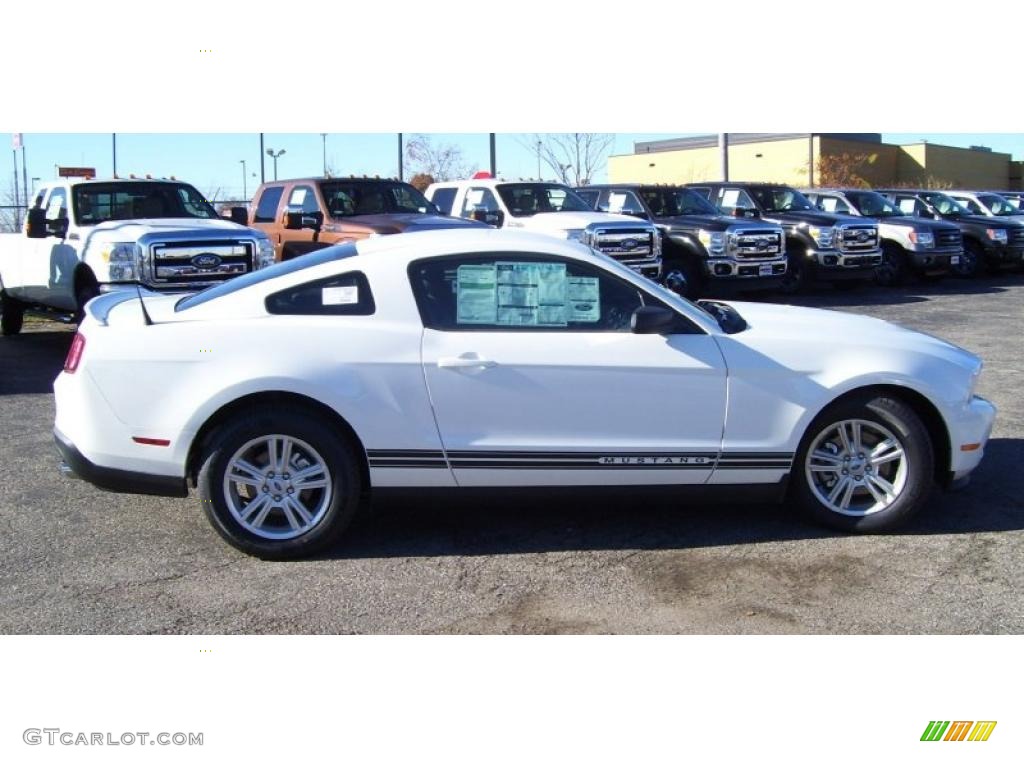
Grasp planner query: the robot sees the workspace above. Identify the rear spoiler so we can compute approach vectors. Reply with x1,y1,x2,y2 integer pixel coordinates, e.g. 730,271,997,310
86,287,160,326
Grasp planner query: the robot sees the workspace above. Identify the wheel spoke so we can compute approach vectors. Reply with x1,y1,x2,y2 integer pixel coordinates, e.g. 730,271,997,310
810,449,843,473
280,499,302,531
839,478,856,510
851,421,863,455
294,478,328,491
285,496,313,526
279,438,293,472
864,477,888,506
827,476,851,505
291,464,325,483
866,473,896,498
871,443,904,466
837,422,853,454
238,492,269,522
267,438,279,473
230,458,264,481
250,497,275,528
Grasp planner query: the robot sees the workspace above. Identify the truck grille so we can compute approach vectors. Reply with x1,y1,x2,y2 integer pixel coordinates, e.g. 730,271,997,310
837,225,878,253
730,228,783,259
935,229,962,248
584,226,658,264
1009,228,1024,246
150,241,254,285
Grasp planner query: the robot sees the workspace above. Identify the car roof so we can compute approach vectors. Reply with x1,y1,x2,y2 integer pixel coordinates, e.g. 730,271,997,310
427,178,566,189
41,177,189,186
262,176,406,185
351,228,600,264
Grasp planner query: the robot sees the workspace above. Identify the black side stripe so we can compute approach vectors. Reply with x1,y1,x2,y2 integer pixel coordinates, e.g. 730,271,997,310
368,449,793,470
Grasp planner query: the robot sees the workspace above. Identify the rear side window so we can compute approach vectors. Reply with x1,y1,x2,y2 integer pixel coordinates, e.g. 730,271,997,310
575,189,599,209
254,186,285,222
265,271,374,316
429,187,457,214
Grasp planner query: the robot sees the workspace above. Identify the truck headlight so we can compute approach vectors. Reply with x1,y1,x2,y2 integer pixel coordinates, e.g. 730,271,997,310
986,228,1007,244
256,237,275,268
101,242,141,282
564,229,585,242
697,229,725,255
908,230,934,247
808,226,835,248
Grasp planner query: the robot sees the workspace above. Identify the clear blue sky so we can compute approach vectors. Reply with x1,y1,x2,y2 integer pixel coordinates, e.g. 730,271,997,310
5,133,1023,202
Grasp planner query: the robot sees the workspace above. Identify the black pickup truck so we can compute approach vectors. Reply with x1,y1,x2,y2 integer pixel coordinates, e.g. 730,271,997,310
876,189,1024,277
686,182,882,292
575,184,787,297
802,188,962,285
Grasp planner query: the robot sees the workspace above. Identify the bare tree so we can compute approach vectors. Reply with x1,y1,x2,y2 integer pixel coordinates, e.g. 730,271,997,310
409,173,435,192
519,134,615,186
0,180,24,233
404,135,475,181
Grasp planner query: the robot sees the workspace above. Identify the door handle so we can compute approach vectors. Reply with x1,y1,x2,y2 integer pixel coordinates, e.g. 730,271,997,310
437,355,496,370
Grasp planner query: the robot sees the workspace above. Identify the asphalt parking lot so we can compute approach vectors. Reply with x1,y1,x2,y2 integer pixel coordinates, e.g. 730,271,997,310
1,275,1022,634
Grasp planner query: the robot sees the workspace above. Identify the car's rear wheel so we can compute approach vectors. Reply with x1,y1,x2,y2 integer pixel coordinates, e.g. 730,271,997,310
779,250,808,294
1,289,24,336
875,243,907,287
952,241,983,278
197,409,362,558
793,393,933,533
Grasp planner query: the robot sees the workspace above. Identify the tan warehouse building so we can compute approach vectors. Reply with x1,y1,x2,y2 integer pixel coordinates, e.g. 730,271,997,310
608,133,1023,190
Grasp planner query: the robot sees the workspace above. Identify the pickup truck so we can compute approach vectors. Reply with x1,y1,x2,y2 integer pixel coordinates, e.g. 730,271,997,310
425,177,662,280
687,182,882,293
946,190,1024,227
576,183,786,297
0,177,274,335
247,176,487,261
802,188,962,286
876,189,1024,277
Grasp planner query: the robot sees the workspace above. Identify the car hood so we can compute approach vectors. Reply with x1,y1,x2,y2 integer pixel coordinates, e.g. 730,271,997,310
941,213,1023,229
766,210,867,227
520,211,654,232
874,216,961,234
330,213,490,235
82,218,258,240
658,214,760,231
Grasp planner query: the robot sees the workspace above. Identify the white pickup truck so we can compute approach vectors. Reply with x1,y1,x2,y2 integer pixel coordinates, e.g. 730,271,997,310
425,177,662,279
0,177,274,335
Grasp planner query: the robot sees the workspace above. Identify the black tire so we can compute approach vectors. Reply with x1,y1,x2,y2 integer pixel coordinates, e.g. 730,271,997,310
952,240,984,279
875,243,907,287
74,281,100,324
197,408,363,559
663,258,703,299
778,250,808,295
1,289,24,336
792,392,934,534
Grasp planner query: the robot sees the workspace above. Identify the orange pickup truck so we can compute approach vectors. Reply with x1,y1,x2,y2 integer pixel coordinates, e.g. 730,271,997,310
244,176,488,261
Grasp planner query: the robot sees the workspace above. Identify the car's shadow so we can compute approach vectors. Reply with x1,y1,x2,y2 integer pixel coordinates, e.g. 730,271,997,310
321,438,1023,560
766,273,1019,309
0,329,74,396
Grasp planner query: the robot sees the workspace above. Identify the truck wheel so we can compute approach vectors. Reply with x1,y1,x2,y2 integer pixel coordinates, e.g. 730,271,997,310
197,408,363,559
779,251,808,294
663,260,702,299
793,392,933,534
1,290,24,336
952,241,983,278
74,282,100,324
875,243,907,287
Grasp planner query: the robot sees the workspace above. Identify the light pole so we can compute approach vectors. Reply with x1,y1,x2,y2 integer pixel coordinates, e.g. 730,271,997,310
321,133,327,176
239,160,248,200
397,133,403,181
266,148,285,181
536,139,542,180
31,177,40,194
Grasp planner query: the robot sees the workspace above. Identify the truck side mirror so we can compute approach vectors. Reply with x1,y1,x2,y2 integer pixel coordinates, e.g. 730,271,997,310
228,206,249,226
26,208,47,238
285,211,323,230
733,207,760,219
48,216,69,239
471,209,504,227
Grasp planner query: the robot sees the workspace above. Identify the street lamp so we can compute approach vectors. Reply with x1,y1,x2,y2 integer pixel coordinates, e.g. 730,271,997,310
536,140,542,180
321,133,327,176
266,148,286,181
239,159,248,200
31,177,40,194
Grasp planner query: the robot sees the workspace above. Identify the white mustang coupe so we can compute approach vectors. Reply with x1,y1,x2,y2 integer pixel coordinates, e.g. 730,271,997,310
53,230,995,558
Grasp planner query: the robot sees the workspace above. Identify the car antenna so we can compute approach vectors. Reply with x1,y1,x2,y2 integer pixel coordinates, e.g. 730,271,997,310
135,284,154,326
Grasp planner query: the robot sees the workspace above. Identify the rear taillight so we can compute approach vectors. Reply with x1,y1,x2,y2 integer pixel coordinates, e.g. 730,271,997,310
64,333,86,373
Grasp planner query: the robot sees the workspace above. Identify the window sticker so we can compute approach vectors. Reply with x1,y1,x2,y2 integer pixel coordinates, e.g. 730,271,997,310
45,196,64,219
568,276,600,322
466,189,485,206
289,188,307,206
608,192,628,214
720,189,740,208
322,285,359,306
456,264,498,324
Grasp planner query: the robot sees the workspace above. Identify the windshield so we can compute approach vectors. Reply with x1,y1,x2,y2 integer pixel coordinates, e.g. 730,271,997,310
845,191,902,218
176,242,358,311
978,193,1019,216
748,186,815,213
1003,194,1023,210
921,193,971,216
73,182,217,225
320,181,439,217
640,188,719,217
495,183,594,217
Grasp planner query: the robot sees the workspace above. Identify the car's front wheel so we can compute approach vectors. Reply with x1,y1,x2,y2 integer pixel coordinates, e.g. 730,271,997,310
793,393,934,533
197,409,362,558
1,289,24,336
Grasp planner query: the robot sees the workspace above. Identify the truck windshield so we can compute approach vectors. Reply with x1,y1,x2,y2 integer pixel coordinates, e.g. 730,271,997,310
845,191,902,218
73,182,218,225
641,188,719,217
749,186,816,213
921,193,971,216
978,194,1019,216
320,181,439,216
495,183,594,217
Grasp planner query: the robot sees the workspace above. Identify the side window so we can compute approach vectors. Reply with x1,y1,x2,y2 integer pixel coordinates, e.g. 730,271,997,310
265,272,374,316
600,190,646,216
286,185,320,215
718,187,755,213
688,186,712,201
408,254,692,333
951,196,982,214
32,187,48,210
430,187,457,215
575,189,600,209
254,186,285,222
44,188,68,221
461,187,500,216
818,195,850,213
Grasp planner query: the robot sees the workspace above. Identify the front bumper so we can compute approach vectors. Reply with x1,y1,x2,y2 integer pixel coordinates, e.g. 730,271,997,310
54,428,188,498
702,259,786,291
905,246,962,273
807,248,882,279
946,395,997,485
983,243,1024,267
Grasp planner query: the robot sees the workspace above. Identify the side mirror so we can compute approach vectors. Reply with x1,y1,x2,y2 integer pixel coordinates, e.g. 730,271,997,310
733,207,760,219
26,208,47,238
471,208,504,227
48,216,69,238
631,305,677,335
285,211,323,230
228,206,249,226
622,209,649,220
